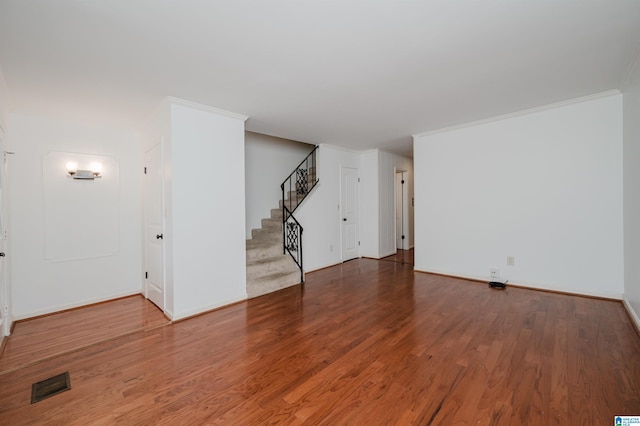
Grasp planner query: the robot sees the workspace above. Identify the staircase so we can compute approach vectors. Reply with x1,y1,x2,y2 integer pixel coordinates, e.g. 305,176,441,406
246,146,319,298
246,207,300,298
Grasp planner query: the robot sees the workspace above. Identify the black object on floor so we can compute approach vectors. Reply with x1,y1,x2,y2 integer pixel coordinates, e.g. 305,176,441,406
31,371,71,403
489,280,508,289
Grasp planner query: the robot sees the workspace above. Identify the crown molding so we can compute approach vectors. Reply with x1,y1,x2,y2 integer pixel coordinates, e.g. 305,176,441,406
412,90,621,139
166,97,249,122
320,143,367,155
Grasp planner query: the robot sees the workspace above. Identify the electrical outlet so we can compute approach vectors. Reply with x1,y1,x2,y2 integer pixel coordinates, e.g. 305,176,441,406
507,256,515,266
490,268,500,279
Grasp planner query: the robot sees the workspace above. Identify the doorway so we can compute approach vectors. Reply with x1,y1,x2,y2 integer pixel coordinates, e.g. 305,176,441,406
144,143,165,311
341,166,359,261
395,171,409,250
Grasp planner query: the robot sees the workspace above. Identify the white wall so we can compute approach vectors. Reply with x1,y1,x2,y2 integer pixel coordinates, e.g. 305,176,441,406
623,54,640,326
295,144,361,271
359,150,379,258
168,100,248,319
9,113,142,318
414,93,624,298
0,64,8,130
245,132,313,237
0,64,10,334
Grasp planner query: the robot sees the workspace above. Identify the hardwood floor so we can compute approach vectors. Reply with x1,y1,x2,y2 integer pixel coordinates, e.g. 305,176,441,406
0,295,169,374
380,248,414,266
0,259,639,424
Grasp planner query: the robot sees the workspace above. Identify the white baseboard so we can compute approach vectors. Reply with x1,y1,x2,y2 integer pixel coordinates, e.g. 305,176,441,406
306,261,343,273
413,267,624,300
623,296,640,332
171,295,247,321
163,308,174,321
13,290,141,321
505,281,623,300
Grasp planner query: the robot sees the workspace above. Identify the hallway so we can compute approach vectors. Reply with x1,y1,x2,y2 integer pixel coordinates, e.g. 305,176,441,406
380,248,414,266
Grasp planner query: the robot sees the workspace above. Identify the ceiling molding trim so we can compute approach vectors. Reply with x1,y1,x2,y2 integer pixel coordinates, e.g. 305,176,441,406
320,143,369,155
167,97,249,122
412,90,621,139
620,42,640,91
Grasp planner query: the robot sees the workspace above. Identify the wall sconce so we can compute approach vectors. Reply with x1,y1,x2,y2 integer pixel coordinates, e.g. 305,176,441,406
66,161,102,179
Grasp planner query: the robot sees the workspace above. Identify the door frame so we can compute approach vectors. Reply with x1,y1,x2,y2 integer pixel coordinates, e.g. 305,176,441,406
394,169,410,251
143,142,166,312
340,165,359,261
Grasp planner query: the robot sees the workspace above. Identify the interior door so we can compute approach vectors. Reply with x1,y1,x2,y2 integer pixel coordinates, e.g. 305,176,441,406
396,171,409,250
341,166,359,261
396,172,403,249
144,143,165,310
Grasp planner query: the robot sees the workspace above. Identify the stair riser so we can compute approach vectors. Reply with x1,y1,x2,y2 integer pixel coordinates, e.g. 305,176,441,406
286,190,314,201
283,179,317,201
247,258,298,280
279,200,300,210
284,176,317,191
261,218,282,230
282,172,316,185
246,245,283,261
247,271,301,299
247,268,297,282
251,228,282,241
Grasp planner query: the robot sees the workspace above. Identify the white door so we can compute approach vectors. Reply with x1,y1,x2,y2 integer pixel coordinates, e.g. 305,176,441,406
396,172,403,249
341,166,359,261
144,143,165,310
0,129,9,336
396,171,408,250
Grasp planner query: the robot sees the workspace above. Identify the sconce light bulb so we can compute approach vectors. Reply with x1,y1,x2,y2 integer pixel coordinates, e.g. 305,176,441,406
66,161,78,175
90,162,103,176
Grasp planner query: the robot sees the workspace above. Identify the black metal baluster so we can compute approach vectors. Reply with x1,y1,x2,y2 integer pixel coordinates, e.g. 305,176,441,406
280,146,319,283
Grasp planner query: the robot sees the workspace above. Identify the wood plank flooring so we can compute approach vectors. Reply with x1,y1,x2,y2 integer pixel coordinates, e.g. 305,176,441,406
0,259,639,424
380,248,414,266
0,295,169,374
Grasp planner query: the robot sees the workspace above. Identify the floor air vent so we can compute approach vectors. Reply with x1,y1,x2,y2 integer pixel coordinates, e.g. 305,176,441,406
31,371,71,403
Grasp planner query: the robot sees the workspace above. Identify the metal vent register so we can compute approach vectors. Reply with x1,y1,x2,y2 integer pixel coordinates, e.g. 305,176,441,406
31,372,71,403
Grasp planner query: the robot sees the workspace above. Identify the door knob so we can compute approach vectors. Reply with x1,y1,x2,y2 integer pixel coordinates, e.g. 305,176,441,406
0,252,5,257
343,218,347,221
156,234,163,240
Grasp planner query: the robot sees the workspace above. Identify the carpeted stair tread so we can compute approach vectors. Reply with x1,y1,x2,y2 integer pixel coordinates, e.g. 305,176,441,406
247,270,301,298
246,172,317,299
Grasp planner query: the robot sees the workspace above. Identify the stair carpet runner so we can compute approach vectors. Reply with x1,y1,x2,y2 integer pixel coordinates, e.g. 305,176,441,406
245,190,306,298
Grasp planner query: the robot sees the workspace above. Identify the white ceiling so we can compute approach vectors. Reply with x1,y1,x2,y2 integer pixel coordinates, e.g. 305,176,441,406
1,1,639,157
